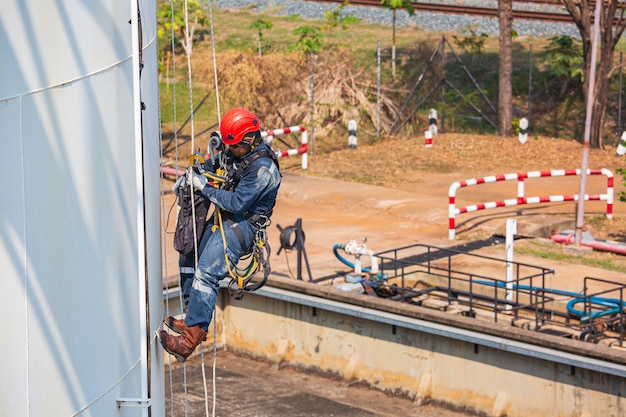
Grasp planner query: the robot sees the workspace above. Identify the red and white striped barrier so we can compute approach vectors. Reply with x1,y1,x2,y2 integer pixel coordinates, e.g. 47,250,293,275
262,125,308,169
447,168,614,239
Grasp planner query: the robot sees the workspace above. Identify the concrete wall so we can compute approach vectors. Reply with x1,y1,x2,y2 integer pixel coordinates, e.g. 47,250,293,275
180,277,626,417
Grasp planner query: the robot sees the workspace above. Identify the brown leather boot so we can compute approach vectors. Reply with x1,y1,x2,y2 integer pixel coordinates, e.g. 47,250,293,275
159,324,207,362
162,316,185,334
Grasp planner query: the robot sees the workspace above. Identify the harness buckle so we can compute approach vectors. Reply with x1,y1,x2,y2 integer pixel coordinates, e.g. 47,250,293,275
247,213,270,229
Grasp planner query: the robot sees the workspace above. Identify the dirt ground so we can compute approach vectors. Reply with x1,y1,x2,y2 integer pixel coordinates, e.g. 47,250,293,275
161,132,626,417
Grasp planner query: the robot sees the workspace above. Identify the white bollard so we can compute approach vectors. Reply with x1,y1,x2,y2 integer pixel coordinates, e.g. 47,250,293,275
518,117,529,145
617,131,626,156
348,119,357,149
424,130,433,148
428,109,438,134
505,218,517,310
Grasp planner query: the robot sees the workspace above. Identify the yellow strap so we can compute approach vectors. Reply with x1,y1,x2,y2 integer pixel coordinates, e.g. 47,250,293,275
216,208,244,282
210,178,259,290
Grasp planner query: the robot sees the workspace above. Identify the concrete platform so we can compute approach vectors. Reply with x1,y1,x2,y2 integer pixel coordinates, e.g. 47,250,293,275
164,349,478,417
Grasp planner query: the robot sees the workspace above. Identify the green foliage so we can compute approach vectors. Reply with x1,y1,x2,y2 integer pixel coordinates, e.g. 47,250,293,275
544,35,583,82
380,0,415,16
157,0,208,70
323,1,360,31
452,24,488,63
617,167,626,203
292,25,323,54
157,0,208,47
250,19,273,54
250,19,273,35
512,117,521,135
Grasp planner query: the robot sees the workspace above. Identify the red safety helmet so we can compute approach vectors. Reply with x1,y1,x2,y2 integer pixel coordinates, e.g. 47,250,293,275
220,108,261,146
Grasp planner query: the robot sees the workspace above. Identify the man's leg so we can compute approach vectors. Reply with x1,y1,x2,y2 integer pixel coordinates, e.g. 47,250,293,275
160,221,253,361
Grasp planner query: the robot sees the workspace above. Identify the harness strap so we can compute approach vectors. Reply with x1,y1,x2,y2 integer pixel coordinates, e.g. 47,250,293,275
226,219,249,254
226,148,279,190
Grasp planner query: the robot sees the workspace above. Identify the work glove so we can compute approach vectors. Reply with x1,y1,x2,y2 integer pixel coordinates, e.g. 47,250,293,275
171,175,186,196
189,171,208,191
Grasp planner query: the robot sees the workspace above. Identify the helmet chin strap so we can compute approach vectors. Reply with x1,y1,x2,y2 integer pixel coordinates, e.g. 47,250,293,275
241,132,262,152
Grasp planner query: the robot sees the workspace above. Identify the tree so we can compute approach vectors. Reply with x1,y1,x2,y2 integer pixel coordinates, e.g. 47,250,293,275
157,0,207,58
451,24,488,67
250,19,273,56
544,35,583,98
561,0,626,149
293,26,323,54
323,0,360,32
497,0,514,137
380,0,415,79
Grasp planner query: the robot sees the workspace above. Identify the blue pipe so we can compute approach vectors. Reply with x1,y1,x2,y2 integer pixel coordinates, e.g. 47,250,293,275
479,280,624,322
333,244,372,273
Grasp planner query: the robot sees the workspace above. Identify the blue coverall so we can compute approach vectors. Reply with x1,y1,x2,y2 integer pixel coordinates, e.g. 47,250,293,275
181,142,281,331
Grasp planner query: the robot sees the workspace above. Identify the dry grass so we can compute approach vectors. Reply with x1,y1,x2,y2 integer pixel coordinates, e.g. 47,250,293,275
179,49,402,148
292,132,624,190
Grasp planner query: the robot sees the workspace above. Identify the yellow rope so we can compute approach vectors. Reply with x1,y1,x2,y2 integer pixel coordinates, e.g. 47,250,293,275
213,206,259,288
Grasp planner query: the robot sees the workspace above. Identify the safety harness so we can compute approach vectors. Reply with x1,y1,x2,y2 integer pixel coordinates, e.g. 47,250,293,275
206,147,280,299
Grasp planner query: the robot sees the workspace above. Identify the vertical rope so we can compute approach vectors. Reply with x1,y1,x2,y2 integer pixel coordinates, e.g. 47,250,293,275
208,0,221,122
183,0,196,153
207,2,220,415
211,318,217,417
182,2,215,416
165,1,221,415
167,1,190,416
159,24,174,417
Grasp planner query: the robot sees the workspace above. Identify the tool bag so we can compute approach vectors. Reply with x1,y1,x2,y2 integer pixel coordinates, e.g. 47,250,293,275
173,177,211,255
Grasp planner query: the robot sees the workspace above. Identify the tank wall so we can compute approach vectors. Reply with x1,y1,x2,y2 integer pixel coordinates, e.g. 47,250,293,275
0,1,162,416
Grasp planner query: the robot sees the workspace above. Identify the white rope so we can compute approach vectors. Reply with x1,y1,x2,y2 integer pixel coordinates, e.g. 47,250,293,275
164,1,222,415
206,3,221,414
205,2,224,415
166,1,191,417
160,29,176,417
183,0,196,153
208,0,221,123
182,1,216,416
212,317,218,417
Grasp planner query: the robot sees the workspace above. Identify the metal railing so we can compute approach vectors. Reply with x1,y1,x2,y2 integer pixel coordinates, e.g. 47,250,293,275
372,244,626,346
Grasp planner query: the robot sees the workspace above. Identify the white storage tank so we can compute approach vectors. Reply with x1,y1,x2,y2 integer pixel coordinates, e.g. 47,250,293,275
0,1,163,416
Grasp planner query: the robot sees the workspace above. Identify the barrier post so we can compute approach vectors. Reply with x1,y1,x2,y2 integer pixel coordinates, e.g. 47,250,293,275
518,117,529,145
617,131,626,156
429,109,438,134
348,119,357,149
424,130,433,148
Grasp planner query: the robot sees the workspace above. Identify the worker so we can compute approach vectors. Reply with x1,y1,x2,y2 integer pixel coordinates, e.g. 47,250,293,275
160,108,282,362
